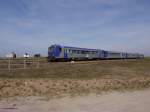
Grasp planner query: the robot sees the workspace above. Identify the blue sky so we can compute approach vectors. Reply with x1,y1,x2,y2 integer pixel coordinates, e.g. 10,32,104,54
0,0,150,56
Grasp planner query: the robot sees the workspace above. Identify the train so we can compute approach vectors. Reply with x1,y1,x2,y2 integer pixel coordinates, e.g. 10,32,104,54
48,44,144,61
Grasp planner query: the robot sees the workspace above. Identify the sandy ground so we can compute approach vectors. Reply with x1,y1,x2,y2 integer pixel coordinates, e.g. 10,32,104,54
0,89,150,112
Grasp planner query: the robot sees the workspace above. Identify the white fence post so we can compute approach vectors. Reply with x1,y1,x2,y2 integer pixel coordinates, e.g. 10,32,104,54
8,59,11,71
36,58,40,68
0,58,42,71
24,59,26,69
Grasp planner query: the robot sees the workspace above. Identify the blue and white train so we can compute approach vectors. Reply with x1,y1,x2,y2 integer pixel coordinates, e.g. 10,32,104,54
48,44,144,61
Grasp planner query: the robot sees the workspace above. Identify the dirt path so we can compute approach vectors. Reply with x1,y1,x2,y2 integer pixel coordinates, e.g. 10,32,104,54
1,89,150,112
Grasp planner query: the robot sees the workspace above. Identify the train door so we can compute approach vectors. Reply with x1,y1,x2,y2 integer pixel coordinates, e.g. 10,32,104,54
64,49,68,59
99,50,104,59
103,51,108,59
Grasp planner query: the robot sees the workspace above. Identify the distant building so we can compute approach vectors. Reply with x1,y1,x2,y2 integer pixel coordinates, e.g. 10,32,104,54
6,52,16,58
34,54,41,58
6,54,13,58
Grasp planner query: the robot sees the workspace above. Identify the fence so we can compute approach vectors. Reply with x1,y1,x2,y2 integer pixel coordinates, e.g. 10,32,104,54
0,58,46,71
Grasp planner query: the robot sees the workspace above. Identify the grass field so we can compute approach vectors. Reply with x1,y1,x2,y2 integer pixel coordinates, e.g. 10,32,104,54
0,58,150,79
0,58,150,98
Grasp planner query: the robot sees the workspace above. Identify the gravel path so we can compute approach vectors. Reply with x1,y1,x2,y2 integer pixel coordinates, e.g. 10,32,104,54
1,89,150,112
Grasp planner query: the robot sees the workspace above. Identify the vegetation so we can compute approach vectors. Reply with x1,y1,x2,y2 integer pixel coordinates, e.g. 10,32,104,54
0,58,150,79
0,58,150,98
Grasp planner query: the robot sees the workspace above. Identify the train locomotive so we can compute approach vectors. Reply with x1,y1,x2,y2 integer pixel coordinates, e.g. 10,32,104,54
48,44,144,61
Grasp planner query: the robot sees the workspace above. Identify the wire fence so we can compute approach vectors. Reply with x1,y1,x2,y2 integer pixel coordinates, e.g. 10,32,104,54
0,58,47,71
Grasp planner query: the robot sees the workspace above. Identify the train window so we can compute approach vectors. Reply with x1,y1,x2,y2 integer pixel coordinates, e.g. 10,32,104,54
79,50,81,54
92,51,95,54
110,53,120,56
72,50,76,53
76,50,78,54
67,49,70,53
91,51,98,54
59,47,62,52
81,51,89,54
48,47,53,52
81,51,85,54
48,47,51,52
73,50,78,54
77,50,80,54
66,49,68,53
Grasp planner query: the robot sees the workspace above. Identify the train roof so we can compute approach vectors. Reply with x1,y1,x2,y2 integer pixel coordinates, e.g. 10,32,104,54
63,46,100,51
51,44,101,51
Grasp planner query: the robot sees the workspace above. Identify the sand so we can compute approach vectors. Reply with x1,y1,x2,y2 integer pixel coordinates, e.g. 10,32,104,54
1,89,150,112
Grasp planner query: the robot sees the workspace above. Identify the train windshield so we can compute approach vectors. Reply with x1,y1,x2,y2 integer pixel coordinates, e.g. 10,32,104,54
48,46,54,52
48,45,62,53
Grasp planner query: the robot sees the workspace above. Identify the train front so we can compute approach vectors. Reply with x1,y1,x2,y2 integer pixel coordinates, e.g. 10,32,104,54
48,45,62,61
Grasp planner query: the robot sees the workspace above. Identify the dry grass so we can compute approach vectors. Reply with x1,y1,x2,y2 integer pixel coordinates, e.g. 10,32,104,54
0,78,150,99
0,58,150,79
0,58,150,98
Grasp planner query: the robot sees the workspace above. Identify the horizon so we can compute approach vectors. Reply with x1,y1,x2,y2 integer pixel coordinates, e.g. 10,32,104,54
0,0,150,57
0,44,146,57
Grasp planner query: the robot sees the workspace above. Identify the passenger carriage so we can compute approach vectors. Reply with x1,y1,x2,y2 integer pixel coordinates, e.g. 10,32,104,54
48,44,144,61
